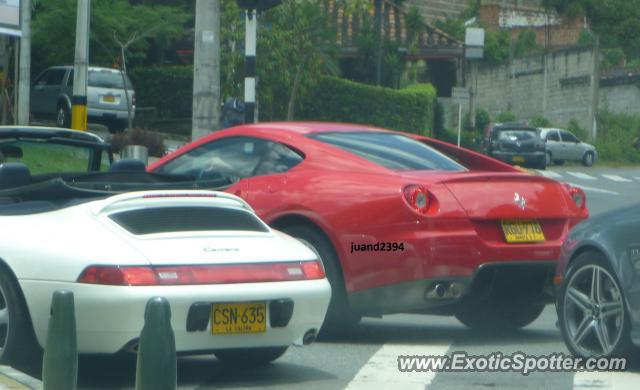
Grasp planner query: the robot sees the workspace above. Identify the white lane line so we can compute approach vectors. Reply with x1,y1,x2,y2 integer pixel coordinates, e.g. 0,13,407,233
567,182,619,195
634,177,640,181
601,174,633,182
567,172,597,180
537,170,563,179
345,343,450,389
574,371,640,389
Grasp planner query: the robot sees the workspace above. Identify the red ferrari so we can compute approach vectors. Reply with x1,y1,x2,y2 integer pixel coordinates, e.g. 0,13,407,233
149,122,588,332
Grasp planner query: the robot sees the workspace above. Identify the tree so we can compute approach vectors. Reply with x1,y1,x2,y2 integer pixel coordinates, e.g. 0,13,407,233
258,0,338,120
31,0,189,75
544,0,640,58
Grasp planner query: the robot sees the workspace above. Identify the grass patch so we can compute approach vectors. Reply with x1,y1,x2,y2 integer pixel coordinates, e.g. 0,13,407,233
5,142,103,174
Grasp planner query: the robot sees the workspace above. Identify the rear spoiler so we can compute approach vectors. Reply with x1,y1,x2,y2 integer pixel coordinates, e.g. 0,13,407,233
410,134,518,172
91,190,254,215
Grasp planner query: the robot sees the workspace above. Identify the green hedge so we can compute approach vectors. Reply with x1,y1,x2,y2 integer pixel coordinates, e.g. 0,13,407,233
594,111,640,164
298,76,437,136
130,66,193,119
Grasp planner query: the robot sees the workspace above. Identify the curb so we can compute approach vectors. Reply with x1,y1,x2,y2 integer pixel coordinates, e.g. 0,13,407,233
0,366,42,389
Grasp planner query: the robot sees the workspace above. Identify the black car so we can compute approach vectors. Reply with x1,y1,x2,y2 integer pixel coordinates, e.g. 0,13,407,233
485,125,547,169
555,204,640,358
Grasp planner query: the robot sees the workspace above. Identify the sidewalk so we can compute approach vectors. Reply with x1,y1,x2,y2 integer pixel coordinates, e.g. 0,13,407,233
0,366,42,390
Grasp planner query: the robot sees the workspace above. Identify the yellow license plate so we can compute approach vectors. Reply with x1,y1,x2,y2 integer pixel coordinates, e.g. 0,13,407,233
501,220,545,243
513,156,525,163
211,302,266,334
102,95,116,103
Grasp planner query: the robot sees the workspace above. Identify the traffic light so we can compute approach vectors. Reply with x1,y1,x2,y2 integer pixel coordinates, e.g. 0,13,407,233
236,0,282,11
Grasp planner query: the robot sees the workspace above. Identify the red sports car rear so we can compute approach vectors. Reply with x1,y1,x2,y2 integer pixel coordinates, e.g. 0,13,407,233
149,123,588,332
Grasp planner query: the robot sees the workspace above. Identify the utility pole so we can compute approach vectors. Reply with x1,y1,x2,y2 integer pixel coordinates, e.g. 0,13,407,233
71,0,91,131
236,1,281,124
243,9,257,123
374,0,382,86
192,0,221,140
17,0,31,125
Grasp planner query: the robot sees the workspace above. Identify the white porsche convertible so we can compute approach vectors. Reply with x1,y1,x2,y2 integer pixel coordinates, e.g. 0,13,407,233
0,126,331,366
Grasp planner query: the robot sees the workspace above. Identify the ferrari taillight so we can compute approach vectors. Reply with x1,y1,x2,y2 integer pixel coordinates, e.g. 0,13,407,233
562,183,586,209
77,261,325,286
403,185,431,214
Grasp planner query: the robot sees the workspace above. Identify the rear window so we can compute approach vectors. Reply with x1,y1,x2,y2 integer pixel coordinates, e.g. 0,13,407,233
309,132,466,171
88,69,133,89
495,129,539,141
109,207,268,235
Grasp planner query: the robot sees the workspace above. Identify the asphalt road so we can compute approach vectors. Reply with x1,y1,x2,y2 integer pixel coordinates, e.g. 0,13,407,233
17,165,640,390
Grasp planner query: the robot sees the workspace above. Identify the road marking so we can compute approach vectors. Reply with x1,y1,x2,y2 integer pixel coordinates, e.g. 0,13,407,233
567,182,619,195
537,170,563,179
346,343,450,389
634,177,640,181
601,174,632,182
574,370,640,389
567,172,597,180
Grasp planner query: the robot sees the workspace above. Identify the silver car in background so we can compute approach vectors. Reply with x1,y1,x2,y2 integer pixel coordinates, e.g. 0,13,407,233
539,128,597,167
31,66,135,133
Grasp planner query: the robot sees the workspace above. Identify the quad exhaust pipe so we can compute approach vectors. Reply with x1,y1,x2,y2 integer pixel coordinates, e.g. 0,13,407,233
425,282,463,300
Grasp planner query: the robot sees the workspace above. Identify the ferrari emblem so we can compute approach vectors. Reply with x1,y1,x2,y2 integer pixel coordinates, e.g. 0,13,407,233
514,192,526,210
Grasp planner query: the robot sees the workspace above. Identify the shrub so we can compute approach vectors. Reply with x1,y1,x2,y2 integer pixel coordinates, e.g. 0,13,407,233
111,128,166,158
130,66,193,119
464,109,491,132
593,111,640,164
531,115,552,128
298,76,437,135
495,110,517,123
567,118,588,141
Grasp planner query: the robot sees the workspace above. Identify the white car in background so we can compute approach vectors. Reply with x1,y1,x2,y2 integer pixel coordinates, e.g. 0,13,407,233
0,126,330,366
539,128,598,167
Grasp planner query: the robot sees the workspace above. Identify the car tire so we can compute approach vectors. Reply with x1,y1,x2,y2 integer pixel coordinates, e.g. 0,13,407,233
0,267,39,366
582,152,595,167
56,104,71,128
557,251,631,358
282,225,361,335
455,300,546,331
545,151,552,166
214,346,288,366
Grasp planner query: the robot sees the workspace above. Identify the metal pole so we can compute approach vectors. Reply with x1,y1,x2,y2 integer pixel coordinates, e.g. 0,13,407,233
192,0,221,140
469,60,477,130
244,9,257,124
0,36,8,125
71,0,91,131
374,0,382,86
590,36,600,141
457,103,462,147
17,0,31,125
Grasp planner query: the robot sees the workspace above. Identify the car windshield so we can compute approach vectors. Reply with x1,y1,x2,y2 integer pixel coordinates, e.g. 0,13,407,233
495,129,539,141
0,139,109,174
88,69,133,89
309,132,466,171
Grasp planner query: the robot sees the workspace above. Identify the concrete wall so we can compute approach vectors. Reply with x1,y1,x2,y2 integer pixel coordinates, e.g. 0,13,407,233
599,77,640,116
466,46,598,133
